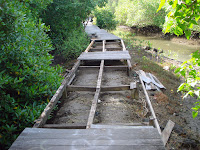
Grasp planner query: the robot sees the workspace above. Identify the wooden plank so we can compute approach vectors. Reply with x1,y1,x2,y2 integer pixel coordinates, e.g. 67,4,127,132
85,40,95,53
147,73,160,91
78,65,127,70
161,120,175,146
67,85,130,92
43,124,86,129
139,75,162,135
10,139,164,146
130,82,139,100
91,47,122,50
146,73,157,91
10,145,165,150
33,60,80,128
87,60,104,128
78,51,131,60
121,39,132,75
150,73,166,89
16,128,161,137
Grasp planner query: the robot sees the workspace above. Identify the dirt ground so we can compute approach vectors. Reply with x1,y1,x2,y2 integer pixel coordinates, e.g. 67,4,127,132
48,62,149,126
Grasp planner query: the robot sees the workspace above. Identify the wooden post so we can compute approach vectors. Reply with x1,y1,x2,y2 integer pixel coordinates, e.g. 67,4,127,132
130,82,139,100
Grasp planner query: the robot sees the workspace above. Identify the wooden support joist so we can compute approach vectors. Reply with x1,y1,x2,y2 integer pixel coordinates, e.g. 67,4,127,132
87,60,104,129
85,40,95,53
43,123,86,129
139,75,162,135
121,39,132,75
87,41,105,129
91,47,122,51
33,61,81,128
130,82,139,100
78,65,127,70
67,85,131,92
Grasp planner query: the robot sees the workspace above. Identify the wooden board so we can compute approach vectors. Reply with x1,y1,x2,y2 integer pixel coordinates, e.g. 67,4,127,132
161,120,175,146
33,60,80,128
10,128,165,150
78,51,131,60
67,85,130,92
87,59,104,128
43,124,86,129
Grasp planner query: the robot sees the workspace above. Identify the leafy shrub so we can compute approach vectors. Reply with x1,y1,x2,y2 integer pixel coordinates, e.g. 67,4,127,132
40,0,106,58
114,0,168,28
0,0,63,149
93,7,117,30
62,28,89,60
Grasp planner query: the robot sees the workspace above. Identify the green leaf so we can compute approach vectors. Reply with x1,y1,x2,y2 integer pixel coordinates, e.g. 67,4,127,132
192,111,198,118
157,0,166,12
185,30,191,40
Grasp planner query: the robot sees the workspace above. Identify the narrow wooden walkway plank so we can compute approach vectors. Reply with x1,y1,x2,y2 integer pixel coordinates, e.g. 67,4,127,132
78,51,131,60
85,40,95,53
33,60,80,128
67,85,130,92
10,145,165,150
161,120,175,146
43,124,86,129
87,60,104,129
139,75,162,135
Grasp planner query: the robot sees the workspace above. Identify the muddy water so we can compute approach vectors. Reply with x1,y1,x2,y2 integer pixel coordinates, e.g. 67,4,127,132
134,35,200,62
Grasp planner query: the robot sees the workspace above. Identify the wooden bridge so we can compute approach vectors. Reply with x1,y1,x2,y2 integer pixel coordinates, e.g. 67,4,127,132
10,23,166,150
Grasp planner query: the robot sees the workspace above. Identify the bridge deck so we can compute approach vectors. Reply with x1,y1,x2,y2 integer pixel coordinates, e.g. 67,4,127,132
10,128,165,150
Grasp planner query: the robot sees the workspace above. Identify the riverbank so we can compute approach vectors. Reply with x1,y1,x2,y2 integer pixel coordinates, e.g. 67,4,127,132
115,26,200,62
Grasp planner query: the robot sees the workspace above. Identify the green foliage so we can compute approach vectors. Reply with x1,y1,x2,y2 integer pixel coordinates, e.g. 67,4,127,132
113,0,168,28
158,0,200,118
62,27,89,60
160,0,200,39
41,0,107,58
93,7,117,30
0,0,63,149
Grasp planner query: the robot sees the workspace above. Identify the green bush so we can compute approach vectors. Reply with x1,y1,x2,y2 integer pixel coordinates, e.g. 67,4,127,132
62,28,89,60
114,0,168,28
40,0,106,59
0,0,63,149
94,7,117,30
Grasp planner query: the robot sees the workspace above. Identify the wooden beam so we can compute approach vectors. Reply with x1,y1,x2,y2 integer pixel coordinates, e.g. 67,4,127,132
78,65,127,70
139,75,162,135
85,40,95,53
67,85,130,92
161,120,175,146
87,41,105,129
33,61,80,128
121,39,132,75
43,124,86,129
87,60,104,129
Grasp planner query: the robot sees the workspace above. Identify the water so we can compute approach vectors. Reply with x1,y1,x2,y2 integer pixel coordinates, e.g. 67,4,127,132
116,26,200,62
134,35,200,62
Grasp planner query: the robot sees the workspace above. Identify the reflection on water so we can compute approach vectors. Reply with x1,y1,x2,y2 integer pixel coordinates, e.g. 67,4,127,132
134,35,200,62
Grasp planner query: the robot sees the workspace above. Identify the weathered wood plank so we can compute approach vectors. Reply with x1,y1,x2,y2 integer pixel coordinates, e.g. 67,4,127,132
139,75,162,135
67,85,130,92
33,60,81,128
78,51,131,60
85,40,95,53
87,60,104,128
10,145,165,150
161,120,175,146
15,128,161,137
43,124,86,129
11,139,164,146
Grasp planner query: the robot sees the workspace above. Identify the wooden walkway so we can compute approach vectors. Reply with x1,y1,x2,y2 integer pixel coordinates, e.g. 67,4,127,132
10,128,165,150
9,24,165,150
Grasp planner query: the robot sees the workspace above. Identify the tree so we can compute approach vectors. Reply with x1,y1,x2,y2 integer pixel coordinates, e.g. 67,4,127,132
158,0,200,118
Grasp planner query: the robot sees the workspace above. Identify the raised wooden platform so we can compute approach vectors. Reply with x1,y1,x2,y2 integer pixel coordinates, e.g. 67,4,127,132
78,51,131,60
9,128,165,150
